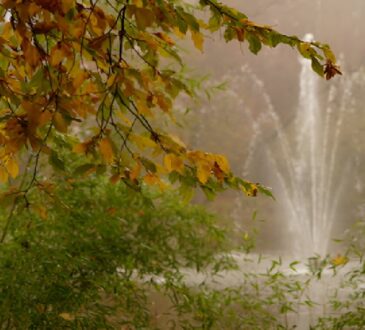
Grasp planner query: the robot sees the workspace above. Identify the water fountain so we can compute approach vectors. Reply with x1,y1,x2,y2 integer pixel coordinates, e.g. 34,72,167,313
242,51,355,256
191,41,363,257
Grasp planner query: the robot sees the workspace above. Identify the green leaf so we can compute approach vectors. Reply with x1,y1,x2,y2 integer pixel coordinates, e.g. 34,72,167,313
140,157,157,173
179,183,195,203
224,27,236,42
298,42,312,59
267,32,282,47
289,261,300,271
177,8,200,31
49,151,65,172
311,56,324,77
322,45,336,62
201,185,216,201
73,164,95,176
96,164,106,175
247,33,262,55
208,14,221,32
168,171,180,184
257,185,275,200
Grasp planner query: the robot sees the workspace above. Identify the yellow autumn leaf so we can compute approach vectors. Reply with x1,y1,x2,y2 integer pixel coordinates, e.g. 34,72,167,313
196,160,211,184
53,112,68,133
132,0,143,7
32,204,48,220
130,134,157,150
164,154,184,174
173,27,185,39
331,254,349,266
160,134,186,154
50,43,72,67
191,30,204,52
143,173,158,185
143,173,166,190
73,143,87,154
242,183,258,197
1,22,14,42
136,101,153,117
71,68,89,90
116,112,133,127
213,154,230,174
90,12,105,36
83,81,100,94
298,42,311,58
59,312,75,321
99,138,114,164
129,161,141,181
6,158,19,179
72,21,85,39
106,73,118,88
0,166,8,183
61,0,74,13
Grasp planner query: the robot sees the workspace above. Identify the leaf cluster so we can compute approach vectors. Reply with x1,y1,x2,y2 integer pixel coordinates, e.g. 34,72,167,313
0,0,339,206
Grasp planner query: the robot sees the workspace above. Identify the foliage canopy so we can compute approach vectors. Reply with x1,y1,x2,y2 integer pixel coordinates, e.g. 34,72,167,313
0,0,341,214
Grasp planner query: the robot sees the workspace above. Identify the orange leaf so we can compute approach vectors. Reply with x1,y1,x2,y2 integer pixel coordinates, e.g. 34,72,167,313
22,39,41,68
109,173,121,184
143,173,158,185
99,138,114,164
154,32,175,46
34,205,48,220
22,100,41,128
129,161,141,181
73,143,87,154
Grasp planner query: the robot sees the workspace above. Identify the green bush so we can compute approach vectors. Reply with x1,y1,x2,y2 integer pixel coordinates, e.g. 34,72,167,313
0,176,234,329
0,175,322,329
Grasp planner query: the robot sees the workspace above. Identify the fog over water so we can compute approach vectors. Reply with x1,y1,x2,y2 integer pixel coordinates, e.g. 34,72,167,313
181,1,365,256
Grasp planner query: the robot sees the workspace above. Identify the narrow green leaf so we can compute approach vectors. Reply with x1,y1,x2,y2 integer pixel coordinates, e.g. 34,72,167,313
311,56,324,77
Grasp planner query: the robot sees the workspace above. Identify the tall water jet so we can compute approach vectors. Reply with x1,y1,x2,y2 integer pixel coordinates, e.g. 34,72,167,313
275,36,351,256
189,42,361,257
241,41,354,256
287,35,327,255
